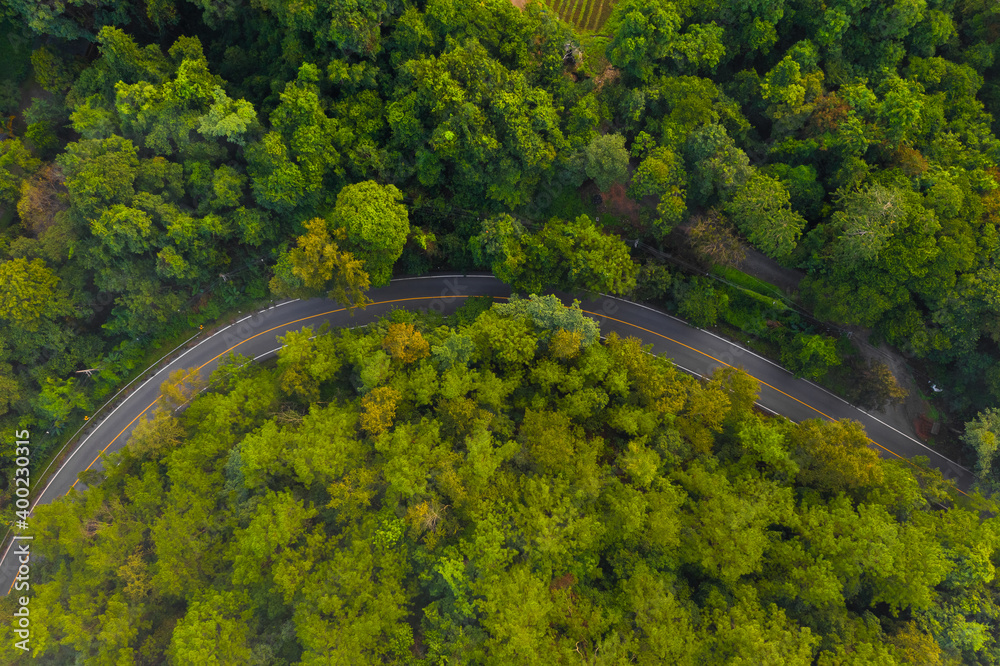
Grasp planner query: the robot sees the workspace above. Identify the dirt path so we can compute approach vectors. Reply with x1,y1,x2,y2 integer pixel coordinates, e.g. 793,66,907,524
732,245,935,444
736,247,805,297
846,328,939,449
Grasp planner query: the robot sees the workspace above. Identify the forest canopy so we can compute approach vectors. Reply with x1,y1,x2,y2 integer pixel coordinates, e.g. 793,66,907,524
1,0,1000,491
2,0,1000,660
0,297,997,664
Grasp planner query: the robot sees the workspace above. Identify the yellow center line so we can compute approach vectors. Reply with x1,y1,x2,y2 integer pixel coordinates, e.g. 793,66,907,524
63,294,969,495
582,309,969,498
68,296,476,488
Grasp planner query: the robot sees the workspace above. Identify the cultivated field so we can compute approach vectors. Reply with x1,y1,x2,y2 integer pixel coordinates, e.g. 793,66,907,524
547,0,615,33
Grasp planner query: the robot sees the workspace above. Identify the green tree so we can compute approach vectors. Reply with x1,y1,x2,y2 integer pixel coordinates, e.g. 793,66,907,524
725,172,806,259
329,181,410,287
607,0,683,82
57,135,139,222
90,204,155,255
197,87,258,146
388,40,565,207
828,184,908,267
676,465,791,585
780,333,840,381
0,257,71,332
492,294,600,348
473,214,638,295
245,131,307,214
35,376,91,429
584,133,630,192
470,214,528,286
523,215,639,295
9,0,131,40
677,278,728,328
246,64,339,214
169,591,254,665
629,146,688,233
961,408,1000,478
98,26,169,86
251,0,390,56
683,124,751,208
0,138,42,206
31,45,79,94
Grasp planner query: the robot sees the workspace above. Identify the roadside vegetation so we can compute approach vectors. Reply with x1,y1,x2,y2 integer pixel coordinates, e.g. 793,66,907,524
0,298,996,664
0,0,998,496
1,0,1000,659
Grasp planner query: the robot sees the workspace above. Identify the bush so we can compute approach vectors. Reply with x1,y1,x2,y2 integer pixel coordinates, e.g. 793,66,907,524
721,299,768,336
780,332,841,381
0,80,20,116
676,278,728,328
843,358,908,412
710,265,786,301
632,260,673,302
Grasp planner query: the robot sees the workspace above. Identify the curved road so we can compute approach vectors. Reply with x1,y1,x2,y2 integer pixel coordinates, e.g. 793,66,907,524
0,274,976,594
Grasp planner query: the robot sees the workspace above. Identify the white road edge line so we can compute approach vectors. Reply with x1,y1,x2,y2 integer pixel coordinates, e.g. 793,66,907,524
591,291,974,474
1,277,976,583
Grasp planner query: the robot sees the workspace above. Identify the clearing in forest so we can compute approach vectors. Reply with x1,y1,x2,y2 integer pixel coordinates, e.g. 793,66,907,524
540,0,616,33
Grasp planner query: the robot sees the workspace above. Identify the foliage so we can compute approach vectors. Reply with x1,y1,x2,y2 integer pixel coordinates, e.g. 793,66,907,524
584,132,630,192
5,304,998,665
628,146,687,234
724,171,806,260
780,332,841,381
962,408,1000,478
0,257,71,332
471,214,638,296
688,209,745,267
844,358,909,412
3,0,1000,576
329,181,410,287
677,277,728,328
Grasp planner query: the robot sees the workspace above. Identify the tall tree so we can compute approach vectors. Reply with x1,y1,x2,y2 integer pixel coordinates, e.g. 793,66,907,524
0,257,72,332
269,217,371,308
724,172,806,259
584,133,630,193
961,408,1000,479
329,181,410,287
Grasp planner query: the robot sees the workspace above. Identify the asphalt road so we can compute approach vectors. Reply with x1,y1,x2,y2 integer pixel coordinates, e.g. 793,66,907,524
0,274,977,594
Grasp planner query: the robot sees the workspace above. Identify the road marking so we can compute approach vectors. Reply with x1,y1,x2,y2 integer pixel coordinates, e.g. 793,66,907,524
69,297,974,493
68,296,476,488
591,292,973,474
4,294,481,594
581,308,970,497
4,286,974,594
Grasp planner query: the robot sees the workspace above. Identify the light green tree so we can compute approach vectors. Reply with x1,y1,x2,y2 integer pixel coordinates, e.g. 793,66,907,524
330,181,410,287
0,138,42,206
780,332,840,381
0,257,71,332
629,147,688,234
962,408,1000,478
725,172,806,259
585,133,630,192
169,591,254,665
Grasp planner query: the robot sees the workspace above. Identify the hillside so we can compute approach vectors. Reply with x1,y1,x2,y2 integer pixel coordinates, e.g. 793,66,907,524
0,297,996,664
